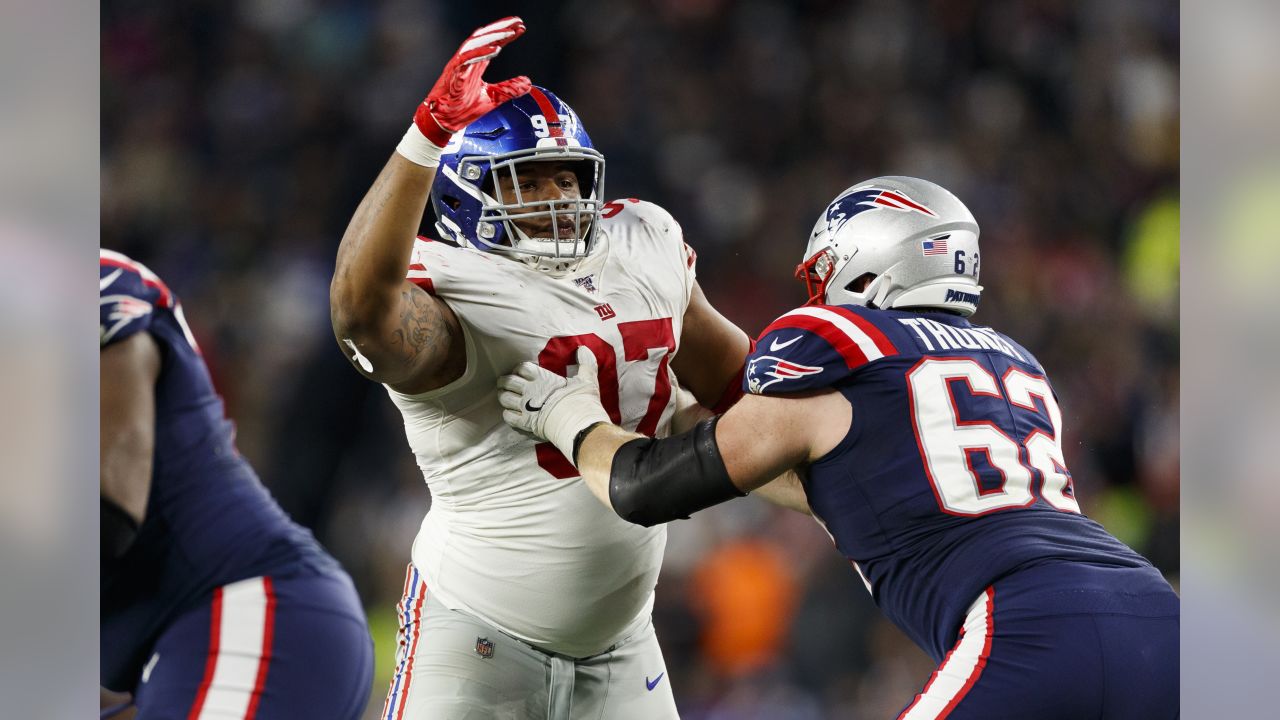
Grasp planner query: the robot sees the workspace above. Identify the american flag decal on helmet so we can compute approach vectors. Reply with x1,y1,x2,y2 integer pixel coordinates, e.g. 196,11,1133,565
922,234,950,256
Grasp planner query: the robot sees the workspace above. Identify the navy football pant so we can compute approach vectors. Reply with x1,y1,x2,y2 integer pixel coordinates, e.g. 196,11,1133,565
130,570,374,720
897,563,1179,719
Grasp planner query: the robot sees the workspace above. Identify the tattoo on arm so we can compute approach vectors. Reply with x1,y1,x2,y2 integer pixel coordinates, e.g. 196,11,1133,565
388,287,446,370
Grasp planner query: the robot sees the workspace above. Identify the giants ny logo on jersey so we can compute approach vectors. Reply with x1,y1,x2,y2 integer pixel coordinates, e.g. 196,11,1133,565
746,354,824,394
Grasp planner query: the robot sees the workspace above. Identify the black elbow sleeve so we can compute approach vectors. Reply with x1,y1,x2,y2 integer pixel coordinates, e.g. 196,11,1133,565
608,416,746,527
102,497,140,564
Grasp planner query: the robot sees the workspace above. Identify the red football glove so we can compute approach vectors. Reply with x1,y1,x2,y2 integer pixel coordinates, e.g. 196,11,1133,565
397,16,532,166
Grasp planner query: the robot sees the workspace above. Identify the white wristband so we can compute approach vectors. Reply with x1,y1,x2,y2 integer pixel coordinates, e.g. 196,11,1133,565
395,123,446,168
542,395,612,464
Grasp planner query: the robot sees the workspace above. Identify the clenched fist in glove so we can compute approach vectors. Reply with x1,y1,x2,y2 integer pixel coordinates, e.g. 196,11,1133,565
397,16,533,167
498,347,612,464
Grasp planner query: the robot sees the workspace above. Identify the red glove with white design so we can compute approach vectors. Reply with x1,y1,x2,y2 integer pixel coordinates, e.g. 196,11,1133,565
396,16,532,167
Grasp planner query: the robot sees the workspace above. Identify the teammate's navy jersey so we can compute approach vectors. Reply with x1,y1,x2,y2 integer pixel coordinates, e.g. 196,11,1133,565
745,303,1153,661
100,250,337,690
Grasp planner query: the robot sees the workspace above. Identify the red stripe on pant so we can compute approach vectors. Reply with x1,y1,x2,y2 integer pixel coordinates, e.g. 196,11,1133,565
242,578,277,720
897,588,995,719
383,568,429,720
186,588,224,719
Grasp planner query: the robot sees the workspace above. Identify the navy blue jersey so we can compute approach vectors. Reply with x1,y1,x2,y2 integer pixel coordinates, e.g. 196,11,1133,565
745,303,1153,661
100,250,339,691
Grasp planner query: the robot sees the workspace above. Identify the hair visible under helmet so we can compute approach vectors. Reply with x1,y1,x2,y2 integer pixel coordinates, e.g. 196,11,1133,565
430,86,605,273
796,176,983,316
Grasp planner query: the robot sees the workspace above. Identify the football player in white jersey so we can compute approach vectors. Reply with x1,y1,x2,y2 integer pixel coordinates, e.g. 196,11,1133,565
329,17,792,720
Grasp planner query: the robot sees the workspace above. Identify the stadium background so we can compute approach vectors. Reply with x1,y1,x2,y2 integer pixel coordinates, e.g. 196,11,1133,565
101,1,1178,716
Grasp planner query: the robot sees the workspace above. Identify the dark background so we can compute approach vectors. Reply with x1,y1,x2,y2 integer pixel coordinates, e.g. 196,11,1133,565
101,1,1178,715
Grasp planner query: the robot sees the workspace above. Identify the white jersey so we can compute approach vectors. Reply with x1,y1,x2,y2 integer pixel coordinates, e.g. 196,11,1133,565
389,199,698,658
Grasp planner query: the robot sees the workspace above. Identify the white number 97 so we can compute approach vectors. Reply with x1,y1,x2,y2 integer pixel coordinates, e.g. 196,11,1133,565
530,114,550,138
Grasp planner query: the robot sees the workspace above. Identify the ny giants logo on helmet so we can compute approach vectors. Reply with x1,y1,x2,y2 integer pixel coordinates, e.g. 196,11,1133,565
826,188,939,236
746,354,824,394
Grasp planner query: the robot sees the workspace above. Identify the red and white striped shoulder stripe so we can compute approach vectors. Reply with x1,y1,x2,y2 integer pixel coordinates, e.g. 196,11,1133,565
100,249,174,308
758,305,898,369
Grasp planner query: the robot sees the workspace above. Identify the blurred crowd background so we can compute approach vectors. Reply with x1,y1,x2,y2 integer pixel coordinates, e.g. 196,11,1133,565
101,0,1178,716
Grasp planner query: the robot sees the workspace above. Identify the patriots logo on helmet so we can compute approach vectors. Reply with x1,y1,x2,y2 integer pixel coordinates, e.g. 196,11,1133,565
826,188,940,236
746,354,825,394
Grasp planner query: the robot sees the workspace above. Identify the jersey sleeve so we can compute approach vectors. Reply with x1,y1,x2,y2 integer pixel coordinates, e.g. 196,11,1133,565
745,304,900,396
610,199,697,303
100,251,173,348
405,235,439,295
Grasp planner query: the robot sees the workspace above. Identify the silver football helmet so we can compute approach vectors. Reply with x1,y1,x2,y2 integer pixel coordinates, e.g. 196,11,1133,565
797,176,983,316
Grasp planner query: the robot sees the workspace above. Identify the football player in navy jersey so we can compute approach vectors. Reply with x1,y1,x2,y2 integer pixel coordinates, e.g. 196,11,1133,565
100,249,374,719
498,177,1179,719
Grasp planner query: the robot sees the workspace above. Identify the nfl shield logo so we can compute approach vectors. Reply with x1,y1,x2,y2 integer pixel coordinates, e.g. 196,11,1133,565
475,637,495,659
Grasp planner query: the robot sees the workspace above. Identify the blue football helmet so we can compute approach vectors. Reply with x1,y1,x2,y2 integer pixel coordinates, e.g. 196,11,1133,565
430,86,605,272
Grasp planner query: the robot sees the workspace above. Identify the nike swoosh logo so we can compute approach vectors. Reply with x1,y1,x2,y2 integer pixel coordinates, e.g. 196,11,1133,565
524,400,544,412
646,672,665,691
770,335,801,351
100,268,123,291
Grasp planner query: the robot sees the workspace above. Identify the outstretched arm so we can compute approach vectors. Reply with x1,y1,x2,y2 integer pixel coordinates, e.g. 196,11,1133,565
330,17,531,394
576,391,844,505
670,385,811,514
669,282,816,510
331,155,464,394
751,469,811,514
499,350,847,524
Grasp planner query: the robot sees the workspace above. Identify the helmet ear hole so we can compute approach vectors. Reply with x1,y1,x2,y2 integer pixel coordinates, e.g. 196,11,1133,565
846,273,877,293
442,195,462,211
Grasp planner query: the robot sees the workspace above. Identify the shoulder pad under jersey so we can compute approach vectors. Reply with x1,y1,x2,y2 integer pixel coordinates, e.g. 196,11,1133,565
100,250,174,348
601,198,696,271
405,235,444,295
745,304,900,395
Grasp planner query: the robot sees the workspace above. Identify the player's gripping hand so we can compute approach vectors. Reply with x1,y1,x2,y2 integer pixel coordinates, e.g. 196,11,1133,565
498,347,611,463
397,16,533,166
